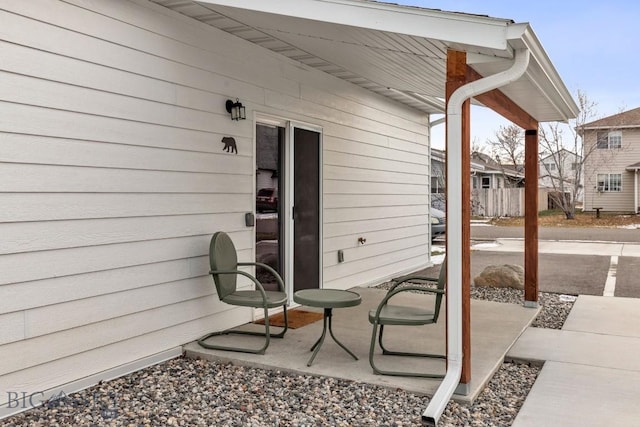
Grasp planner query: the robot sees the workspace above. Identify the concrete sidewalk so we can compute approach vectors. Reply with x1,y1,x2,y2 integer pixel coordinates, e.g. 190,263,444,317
508,295,640,427
472,238,640,257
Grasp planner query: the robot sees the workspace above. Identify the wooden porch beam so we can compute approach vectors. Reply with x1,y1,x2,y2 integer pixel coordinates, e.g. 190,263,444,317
445,50,472,385
466,66,538,130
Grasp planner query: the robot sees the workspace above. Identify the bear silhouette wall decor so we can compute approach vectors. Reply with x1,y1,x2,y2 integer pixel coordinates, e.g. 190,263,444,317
221,136,238,154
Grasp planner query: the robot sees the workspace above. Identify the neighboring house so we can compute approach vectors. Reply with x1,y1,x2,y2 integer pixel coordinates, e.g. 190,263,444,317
539,149,583,206
430,148,485,210
470,151,524,189
431,149,527,216
469,152,525,216
0,0,576,417
582,107,640,213
432,147,570,215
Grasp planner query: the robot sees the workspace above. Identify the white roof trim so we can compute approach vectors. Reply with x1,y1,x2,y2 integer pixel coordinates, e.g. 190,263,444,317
154,0,579,122
584,125,640,130
197,0,514,54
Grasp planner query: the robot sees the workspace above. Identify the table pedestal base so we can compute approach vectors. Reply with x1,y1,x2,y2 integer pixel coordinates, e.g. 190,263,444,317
307,308,358,366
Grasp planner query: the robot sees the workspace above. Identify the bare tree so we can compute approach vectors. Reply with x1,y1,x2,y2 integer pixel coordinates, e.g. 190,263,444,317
478,91,628,220
539,124,581,219
471,136,487,155
488,124,524,166
485,124,525,189
539,90,602,219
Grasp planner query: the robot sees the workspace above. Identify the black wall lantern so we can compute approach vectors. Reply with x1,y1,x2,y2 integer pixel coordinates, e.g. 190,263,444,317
225,98,246,121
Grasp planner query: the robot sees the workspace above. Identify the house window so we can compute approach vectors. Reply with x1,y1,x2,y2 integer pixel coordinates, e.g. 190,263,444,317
544,162,556,171
431,176,444,194
481,177,490,189
571,162,578,171
597,173,622,192
597,131,622,149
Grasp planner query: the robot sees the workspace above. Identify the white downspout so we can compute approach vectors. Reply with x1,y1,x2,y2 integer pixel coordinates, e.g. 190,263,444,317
422,48,531,427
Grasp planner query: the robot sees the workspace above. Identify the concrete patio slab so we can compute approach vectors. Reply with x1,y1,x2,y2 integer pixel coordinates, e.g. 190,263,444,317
512,361,640,427
184,286,538,403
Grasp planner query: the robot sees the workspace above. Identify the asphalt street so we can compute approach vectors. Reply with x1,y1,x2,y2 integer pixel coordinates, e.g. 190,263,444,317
432,225,640,298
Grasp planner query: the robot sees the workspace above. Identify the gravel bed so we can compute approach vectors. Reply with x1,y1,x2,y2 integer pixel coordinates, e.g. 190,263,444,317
0,282,560,426
469,287,576,330
0,357,539,427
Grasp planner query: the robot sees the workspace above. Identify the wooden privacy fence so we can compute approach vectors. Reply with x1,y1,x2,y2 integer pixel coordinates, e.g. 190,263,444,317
472,188,524,217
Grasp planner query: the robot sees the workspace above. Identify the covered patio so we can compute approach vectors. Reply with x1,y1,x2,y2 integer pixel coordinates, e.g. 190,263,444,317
146,0,578,424
151,0,579,424
185,286,538,403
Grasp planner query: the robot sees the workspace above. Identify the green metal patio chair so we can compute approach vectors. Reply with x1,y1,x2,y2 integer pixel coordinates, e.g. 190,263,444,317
197,231,288,354
368,259,447,378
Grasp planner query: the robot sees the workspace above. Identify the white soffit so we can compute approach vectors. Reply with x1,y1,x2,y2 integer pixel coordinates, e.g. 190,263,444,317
151,0,578,121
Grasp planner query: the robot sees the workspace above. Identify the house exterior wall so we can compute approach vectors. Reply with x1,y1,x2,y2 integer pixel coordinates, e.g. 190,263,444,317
583,128,640,212
0,0,430,409
430,158,446,210
539,150,582,202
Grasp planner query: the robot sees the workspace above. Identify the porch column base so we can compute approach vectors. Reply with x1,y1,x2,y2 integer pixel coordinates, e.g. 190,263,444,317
454,382,470,396
524,300,538,309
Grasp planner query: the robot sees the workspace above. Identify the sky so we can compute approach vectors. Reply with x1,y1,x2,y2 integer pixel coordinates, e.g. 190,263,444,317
394,1,640,149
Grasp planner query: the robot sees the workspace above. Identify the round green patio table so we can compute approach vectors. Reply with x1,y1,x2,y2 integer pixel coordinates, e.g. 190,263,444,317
293,289,362,366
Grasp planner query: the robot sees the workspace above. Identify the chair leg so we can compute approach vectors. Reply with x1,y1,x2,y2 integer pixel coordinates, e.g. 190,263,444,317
379,324,445,359
369,322,446,378
197,305,288,355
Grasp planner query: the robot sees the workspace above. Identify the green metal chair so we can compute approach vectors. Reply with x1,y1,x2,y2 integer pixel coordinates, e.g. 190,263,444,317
197,232,288,354
368,259,447,377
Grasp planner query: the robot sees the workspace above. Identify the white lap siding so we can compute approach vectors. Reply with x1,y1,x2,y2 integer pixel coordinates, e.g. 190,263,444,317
0,0,429,404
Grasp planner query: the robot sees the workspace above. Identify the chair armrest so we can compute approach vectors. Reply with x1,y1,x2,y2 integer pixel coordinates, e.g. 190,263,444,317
373,285,444,320
209,269,269,307
386,285,444,299
387,275,438,293
238,261,286,293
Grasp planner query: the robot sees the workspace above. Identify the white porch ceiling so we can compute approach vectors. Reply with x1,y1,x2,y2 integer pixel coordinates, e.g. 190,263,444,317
150,0,578,122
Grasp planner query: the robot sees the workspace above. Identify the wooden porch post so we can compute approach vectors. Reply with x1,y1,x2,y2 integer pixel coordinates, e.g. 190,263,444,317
467,65,540,308
445,50,472,385
524,128,539,305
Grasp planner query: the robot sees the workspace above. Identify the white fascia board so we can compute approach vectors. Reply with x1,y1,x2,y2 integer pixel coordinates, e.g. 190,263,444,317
507,24,579,122
198,0,513,53
584,125,640,130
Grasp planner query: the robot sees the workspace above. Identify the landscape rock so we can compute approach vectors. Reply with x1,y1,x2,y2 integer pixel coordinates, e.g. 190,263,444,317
474,264,524,290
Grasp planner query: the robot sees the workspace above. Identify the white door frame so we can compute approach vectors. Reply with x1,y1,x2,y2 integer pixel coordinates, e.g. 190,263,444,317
255,114,323,306
287,121,324,302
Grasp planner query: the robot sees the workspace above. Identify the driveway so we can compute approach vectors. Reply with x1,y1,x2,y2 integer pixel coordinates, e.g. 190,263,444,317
469,252,609,296
435,225,640,297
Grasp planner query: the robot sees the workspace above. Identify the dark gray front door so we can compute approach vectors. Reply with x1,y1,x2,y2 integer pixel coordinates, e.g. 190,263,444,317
293,127,320,291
